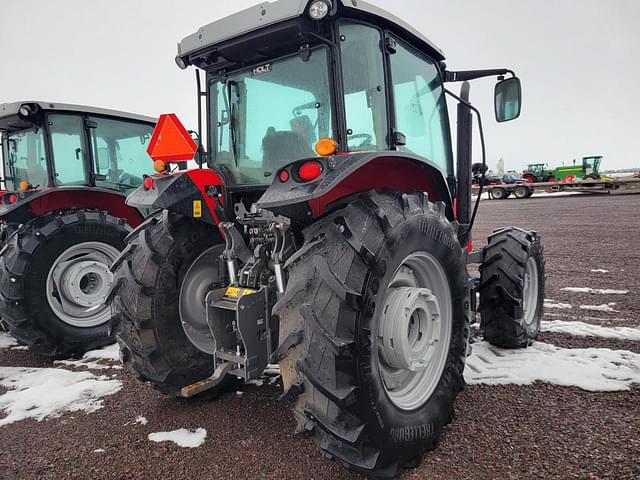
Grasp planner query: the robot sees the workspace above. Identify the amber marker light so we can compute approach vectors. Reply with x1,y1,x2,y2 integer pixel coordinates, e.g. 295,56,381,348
314,137,338,157
153,160,168,173
19,181,31,192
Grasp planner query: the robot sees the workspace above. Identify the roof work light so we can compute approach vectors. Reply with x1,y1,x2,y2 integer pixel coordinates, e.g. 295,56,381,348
308,0,332,20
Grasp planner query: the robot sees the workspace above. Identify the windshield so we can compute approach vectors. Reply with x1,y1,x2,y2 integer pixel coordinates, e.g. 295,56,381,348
3,128,48,191
209,47,333,185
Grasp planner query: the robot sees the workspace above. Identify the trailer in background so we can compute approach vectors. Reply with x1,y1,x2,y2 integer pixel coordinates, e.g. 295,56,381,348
476,176,640,200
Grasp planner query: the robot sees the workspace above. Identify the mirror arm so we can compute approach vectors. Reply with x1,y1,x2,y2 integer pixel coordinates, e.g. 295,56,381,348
444,68,515,83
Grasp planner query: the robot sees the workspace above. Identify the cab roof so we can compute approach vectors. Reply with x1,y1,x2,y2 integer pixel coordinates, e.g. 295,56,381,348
0,101,156,132
178,0,445,64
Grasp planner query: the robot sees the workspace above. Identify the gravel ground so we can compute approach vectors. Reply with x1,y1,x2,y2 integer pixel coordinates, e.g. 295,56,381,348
1,193,639,479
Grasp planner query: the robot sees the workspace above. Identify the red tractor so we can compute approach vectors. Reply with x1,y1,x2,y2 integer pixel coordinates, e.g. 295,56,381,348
0,101,156,357
110,1,545,477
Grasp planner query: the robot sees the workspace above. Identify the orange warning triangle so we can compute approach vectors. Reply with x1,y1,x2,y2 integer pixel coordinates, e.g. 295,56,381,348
147,113,197,162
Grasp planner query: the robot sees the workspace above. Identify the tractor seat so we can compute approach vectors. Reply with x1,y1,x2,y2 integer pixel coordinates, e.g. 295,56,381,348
262,127,315,172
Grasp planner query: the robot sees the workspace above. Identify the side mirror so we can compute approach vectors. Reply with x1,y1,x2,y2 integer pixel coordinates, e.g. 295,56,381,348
495,77,522,122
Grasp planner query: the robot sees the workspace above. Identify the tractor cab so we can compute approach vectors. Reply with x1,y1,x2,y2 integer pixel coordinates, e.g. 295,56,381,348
134,0,521,228
0,102,156,222
583,155,602,177
527,163,546,176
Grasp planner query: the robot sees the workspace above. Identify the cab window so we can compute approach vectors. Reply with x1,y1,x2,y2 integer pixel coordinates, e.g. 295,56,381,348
389,38,452,172
3,128,48,191
49,114,89,185
89,116,154,192
339,21,388,151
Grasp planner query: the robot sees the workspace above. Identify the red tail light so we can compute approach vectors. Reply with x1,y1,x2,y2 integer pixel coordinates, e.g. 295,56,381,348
143,176,156,190
7,194,18,204
278,169,290,183
298,161,322,182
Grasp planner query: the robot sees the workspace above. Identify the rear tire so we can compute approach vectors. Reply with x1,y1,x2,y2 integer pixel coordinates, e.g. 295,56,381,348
110,211,239,398
0,209,129,357
514,186,530,199
276,191,470,478
479,227,544,348
490,188,507,200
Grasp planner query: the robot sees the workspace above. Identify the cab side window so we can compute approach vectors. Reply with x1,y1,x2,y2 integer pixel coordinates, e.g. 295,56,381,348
389,38,452,171
339,21,388,151
89,116,154,192
49,114,89,185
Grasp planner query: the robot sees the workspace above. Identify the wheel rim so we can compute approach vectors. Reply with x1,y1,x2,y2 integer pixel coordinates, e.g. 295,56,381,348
377,252,452,411
522,257,539,327
46,241,120,328
179,245,225,354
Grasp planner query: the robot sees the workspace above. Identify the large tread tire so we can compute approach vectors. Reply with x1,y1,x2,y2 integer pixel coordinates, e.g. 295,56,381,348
0,209,129,357
479,227,545,348
110,211,239,398
276,191,470,478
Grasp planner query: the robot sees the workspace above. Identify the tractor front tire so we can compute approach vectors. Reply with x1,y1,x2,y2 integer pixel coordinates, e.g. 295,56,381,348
276,191,470,478
110,211,239,398
479,227,545,348
0,209,129,357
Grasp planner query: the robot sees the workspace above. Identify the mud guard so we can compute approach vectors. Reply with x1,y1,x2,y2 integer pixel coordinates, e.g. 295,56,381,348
0,187,145,227
258,151,453,225
126,169,225,226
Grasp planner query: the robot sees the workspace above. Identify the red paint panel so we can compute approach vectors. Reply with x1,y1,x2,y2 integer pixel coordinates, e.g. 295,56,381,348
308,157,438,218
29,190,145,227
185,169,225,225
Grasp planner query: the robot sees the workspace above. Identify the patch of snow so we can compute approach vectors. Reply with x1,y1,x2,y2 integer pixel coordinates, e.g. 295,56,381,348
544,301,572,310
0,367,122,426
55,344,122,370
562,287,629,295
591,269,609,274
541,320,640,341
135,416,148,425
247,379,264,387
466,341,640,391
83,344,120,361
465,341,640,391
93,449,106,453
236,391,244,396
0,332,18,349
148,428,207,448
580,304,619,313
10,346,29,351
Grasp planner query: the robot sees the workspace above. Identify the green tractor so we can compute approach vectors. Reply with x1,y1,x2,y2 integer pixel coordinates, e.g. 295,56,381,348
522,163,554,183
553,156,602,181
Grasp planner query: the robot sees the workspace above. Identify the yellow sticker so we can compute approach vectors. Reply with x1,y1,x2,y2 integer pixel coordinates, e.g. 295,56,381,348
225,286,242,298
193,200,202,218
225,287,256,298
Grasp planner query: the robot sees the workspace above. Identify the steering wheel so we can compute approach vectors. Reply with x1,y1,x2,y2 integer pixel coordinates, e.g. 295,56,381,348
348,133,374,150
119,172,141,187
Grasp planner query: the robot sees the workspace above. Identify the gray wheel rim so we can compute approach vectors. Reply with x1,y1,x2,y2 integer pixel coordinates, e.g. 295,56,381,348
46,241,120,328
179,245,225,354
522,257,539,327
378,252,452,411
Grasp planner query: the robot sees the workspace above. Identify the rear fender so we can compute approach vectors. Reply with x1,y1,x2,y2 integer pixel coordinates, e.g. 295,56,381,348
126,169,225,226
258,152,453,224
0,188,145,227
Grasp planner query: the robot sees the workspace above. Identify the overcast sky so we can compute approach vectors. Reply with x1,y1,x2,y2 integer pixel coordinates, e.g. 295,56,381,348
1,0,638,171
